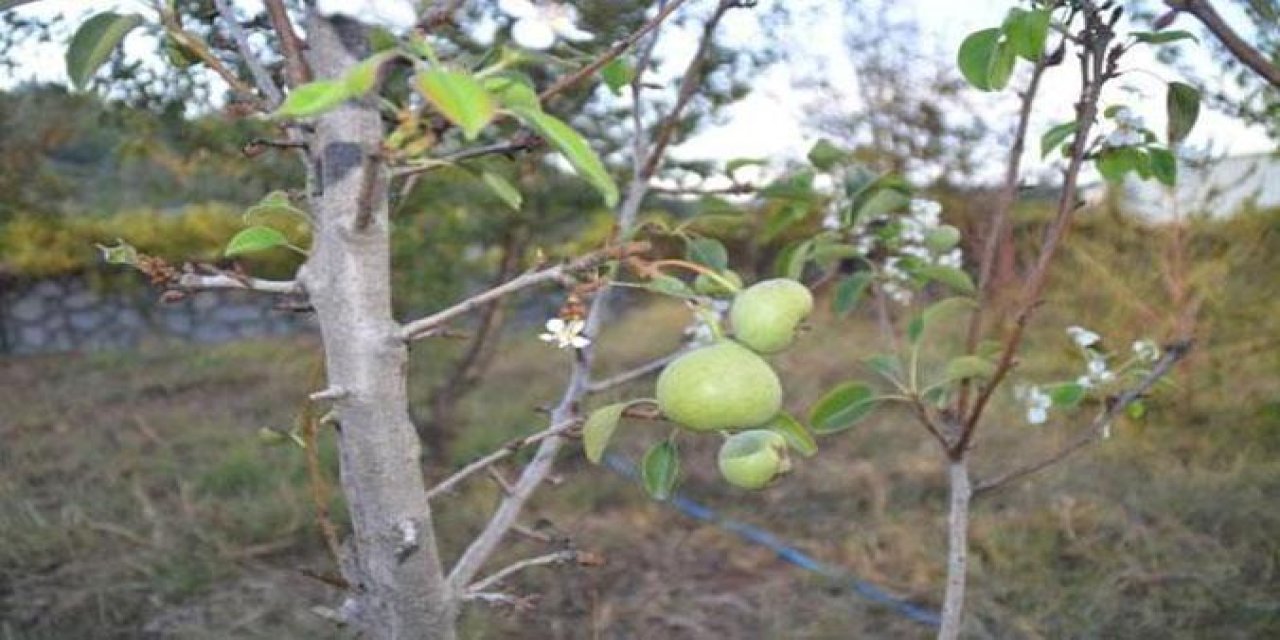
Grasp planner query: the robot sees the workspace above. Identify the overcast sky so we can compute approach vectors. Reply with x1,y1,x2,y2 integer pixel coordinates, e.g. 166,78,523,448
3,0,1272,184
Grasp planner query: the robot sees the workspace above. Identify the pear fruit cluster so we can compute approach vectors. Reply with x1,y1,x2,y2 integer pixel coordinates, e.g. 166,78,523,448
654,277,814,490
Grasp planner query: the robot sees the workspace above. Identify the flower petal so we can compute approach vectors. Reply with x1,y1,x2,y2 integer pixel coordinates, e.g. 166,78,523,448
512,18,557,49
545,317,566,332
498,0,538,19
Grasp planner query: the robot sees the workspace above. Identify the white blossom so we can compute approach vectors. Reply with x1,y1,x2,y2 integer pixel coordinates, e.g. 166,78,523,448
1067,325,1101,348
539,317,590,349
1132,339,1160,362
499,0,593,50
316,0,418,30
1016,385,1053,425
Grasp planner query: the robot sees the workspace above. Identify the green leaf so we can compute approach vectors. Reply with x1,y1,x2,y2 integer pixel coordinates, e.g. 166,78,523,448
1126,399,1147,420
809,242,861,265
601,58,634,96
766,412,818,457
916,265,976,294
273,79,352,119
944,355,997,382
864,354,901,380
643,274,696,299
1132,30,1198,45
481,72,541,110
988,39,1017,91
906,313,925,343
344,51,398,96
809,382,880,434
66,12,144,90
416,70,497,141
1004,8,1051,61
583,403,628,464
1096,147,1145,183
784,239,813,281
1166,82,1201,144
1149,147,1177,186
687,237,728,271
224,226,290,257
922,296,977,326
726,157,767,173
851,186,911,223
642,440,679,501
96,239,138,266
244,190,308,224
480,171,523,210
1041,121,1078,158
833,272,873,316
957,28,1017,91
1049,383,1086,408
511,106,619,207
807,138,846,170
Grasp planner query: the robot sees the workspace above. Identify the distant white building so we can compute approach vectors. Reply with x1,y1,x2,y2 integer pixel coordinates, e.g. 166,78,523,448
1097,153,1280,220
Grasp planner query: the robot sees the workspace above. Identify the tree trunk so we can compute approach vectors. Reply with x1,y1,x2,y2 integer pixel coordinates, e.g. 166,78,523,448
938,458,972,640
300,16,456,639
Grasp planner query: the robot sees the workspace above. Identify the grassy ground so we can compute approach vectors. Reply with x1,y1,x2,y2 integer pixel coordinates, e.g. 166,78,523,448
3,211,1279,639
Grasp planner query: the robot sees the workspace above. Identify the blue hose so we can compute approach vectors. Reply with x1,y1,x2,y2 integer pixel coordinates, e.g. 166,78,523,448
602,453,942,628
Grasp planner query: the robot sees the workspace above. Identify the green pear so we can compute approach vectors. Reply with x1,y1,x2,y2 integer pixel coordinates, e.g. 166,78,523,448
925,225,962,253
656,340,782,432
730,278,814,353
718,429,791,489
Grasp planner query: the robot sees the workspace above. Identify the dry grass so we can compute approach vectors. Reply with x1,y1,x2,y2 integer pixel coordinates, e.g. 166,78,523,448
3,210,1279,638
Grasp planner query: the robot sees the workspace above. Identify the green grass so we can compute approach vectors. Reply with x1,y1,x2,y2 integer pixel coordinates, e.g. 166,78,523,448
3,211,1280,638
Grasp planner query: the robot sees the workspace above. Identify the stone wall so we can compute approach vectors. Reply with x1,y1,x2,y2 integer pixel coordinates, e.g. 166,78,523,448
0,275,313,355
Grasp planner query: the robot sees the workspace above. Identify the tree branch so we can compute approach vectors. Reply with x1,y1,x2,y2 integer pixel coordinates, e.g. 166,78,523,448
447,0,737,591
1164,0,1280,87
537,0,692,103
954,6,1117,457
465,550,579,595
426,419,579,501
263,0,311,86
399,242,650,341
176,273,301,294
157,10,261,106
391,136,541,178
585,349,686,394
959,58,1048,417
214,0,283,106
972,340,1191,497
640,0,738,181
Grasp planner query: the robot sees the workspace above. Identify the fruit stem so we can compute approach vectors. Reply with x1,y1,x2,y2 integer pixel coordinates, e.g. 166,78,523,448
693,304,725,340
651,259,742,293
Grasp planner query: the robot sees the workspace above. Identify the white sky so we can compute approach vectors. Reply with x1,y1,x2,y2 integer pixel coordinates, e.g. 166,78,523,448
3,0,1273,185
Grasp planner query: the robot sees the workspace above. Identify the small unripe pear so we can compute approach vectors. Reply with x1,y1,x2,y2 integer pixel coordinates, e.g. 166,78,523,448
656,340,782,432
718,429,791,489
925,225,962,253
730,278,814,353
693,269,743,298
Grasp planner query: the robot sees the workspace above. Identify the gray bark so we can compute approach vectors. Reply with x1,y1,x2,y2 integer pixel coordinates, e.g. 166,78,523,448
300,15,456,640
938,459,972,640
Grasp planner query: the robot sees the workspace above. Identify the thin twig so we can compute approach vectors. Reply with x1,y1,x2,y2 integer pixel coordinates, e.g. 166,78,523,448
973,340,1192,497
959,58,1048,416
1164,0,1280,87
640,0,738,181
391,136,540,178
263,0,311,86
537,0,692,103
399,242,650,341
176,273,300,294
214,0,283,106
447,1,735,591
467,550,578,595
585,349,686,394
954,5,1117,458
426,419,580,500
157,10,260,105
